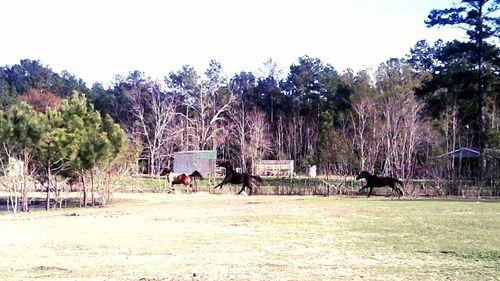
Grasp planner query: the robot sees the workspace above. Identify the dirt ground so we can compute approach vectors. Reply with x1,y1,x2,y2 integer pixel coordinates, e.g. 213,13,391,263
0,193,369,280
1,192,495,280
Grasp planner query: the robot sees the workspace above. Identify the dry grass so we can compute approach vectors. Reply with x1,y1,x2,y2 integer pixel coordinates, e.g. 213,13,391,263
0,193,498,280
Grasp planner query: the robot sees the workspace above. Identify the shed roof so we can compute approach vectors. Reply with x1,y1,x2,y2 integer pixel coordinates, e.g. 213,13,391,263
438,148,500,158
438,148,480,158
254,160,293,164
174,150,216,159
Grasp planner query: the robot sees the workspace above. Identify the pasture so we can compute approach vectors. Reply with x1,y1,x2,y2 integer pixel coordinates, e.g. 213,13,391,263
0,193,499,280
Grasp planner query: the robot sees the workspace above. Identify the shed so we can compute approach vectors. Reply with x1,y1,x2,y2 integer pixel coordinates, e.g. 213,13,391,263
438,148,500,159
173,150,217,177
437,147,499,189
252,160,294,176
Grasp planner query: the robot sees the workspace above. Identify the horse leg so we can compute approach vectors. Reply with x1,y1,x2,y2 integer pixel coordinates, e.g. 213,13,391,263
390,182,402,198
367,186,373,198
237,183,246,195
214,178,229,189
248,184,253,196
391,188,397,198
359,185,368,195
388,183,396,198
164,179,169,193
394,186,401,198
397,186,403,198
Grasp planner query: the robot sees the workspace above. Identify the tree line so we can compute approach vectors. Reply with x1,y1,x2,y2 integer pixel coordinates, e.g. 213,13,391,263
1,0,499,203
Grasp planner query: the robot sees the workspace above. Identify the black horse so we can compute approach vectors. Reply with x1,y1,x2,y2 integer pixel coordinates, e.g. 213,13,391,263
356,171,404,198
213,161,264,196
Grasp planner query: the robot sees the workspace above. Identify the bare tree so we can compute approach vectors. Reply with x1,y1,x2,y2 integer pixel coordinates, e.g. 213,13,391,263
351,90,378,172
275,114,286,160
228,95,272,171
171,61,235,151
228,97,248,169
351,62,433,185
0,150,22,212
286,115,305,164
383,94,431,181
127,79,178,175
246,110,273,167
350,72,384,174
375,63,434,186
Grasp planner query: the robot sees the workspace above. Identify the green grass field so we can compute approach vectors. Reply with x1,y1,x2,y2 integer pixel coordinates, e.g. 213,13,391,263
312,197,500,280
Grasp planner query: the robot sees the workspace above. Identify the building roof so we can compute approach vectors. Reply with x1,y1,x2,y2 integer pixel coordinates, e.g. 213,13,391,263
174,150,216,159
438,148,500,158
254,160,293,164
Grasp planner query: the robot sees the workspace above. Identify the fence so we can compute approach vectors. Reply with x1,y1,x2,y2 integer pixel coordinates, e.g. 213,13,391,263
252,160,294,177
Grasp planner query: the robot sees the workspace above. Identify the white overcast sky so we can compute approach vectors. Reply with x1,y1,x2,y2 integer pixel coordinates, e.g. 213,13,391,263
1,0,466,86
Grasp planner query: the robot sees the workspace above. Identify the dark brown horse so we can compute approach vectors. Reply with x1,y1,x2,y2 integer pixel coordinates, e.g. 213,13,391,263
356,171,404,198
160,168,203,193
213,161,263,196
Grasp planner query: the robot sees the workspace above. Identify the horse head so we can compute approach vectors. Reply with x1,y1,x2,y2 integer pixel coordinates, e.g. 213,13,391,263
217,161,233,171
356,171,371,180
160,167,171,176
190,170,204,180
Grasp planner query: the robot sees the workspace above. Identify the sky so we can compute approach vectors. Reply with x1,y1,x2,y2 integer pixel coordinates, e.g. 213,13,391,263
1,0,467,86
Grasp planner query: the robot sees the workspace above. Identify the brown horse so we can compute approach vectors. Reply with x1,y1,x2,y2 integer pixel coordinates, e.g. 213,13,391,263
213,161,263,196
356,171,404,198
160,168,203,193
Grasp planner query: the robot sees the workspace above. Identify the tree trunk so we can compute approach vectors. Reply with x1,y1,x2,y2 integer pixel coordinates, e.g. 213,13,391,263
46,160,51,211
22,149,29,212
91,170,95,207
21,175,28,212
477,1,487,192
148,153,154,176
81,172,87,207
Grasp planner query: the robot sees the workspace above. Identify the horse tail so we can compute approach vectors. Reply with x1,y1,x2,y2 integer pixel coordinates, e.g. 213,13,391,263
252,175,265,185
189,170,203,180
394,178,404,196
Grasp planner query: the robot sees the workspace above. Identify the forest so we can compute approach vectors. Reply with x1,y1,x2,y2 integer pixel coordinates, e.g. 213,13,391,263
0,0,499,208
